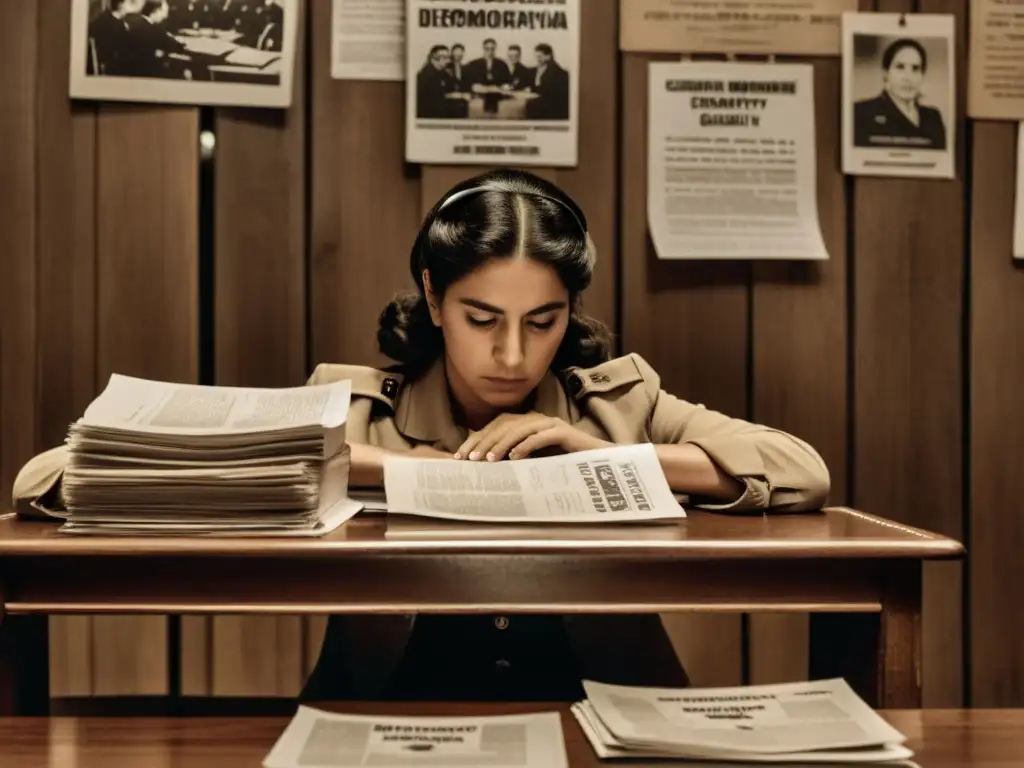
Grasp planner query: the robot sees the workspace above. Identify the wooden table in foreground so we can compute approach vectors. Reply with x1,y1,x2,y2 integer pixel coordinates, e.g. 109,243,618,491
0,704,1018,767
0,507,963,714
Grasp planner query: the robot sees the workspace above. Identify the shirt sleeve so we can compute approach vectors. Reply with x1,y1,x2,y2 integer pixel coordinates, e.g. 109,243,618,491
634,355,831,513
11,445,71,519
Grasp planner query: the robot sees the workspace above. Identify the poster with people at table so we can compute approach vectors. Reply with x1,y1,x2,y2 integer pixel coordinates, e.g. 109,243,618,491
69,0,299,108
405,0,581,167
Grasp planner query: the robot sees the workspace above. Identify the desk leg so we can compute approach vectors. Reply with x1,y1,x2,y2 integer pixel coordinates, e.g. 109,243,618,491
0,596,50,715
809,560,922,709
875,559,922,708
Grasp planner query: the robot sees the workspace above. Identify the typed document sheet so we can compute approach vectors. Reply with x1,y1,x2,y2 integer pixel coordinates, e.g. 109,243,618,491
647,60,829,260
263,706,568,768
382,443,686,523
576,678,914,763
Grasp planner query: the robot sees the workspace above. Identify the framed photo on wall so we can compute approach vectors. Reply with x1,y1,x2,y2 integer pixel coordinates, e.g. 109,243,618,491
841,11,956,179
69,0,300,108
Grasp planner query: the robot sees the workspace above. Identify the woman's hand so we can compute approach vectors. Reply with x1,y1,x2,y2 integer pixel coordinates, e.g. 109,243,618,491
455,413,610,461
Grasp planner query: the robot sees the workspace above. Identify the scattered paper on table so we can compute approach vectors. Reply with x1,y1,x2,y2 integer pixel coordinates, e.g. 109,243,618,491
262,706,569,768
383,443,686,524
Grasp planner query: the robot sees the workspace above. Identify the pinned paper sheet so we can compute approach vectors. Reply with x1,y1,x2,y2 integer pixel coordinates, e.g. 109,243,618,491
620,0,857,56
331,0,405,81
969,0,1024,120
841,12,956,180
647,60,829,260
1014,123,1024,260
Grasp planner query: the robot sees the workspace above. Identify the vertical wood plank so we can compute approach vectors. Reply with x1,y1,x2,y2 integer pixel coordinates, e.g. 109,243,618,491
309,0,421,371
307,0,423,679
0,0,38,522
36,0,98,698
851,0,965,708
92,105,200,695
206,2,309,699
551,0,618,331
969,122,1024,706
621,53,746,687
749,55,848,685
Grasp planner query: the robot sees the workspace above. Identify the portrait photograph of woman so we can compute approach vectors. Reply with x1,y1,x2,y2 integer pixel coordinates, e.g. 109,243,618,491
841,12,956,180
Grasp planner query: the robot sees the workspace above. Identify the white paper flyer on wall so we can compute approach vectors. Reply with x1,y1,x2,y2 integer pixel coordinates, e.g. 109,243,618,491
647,60,829,261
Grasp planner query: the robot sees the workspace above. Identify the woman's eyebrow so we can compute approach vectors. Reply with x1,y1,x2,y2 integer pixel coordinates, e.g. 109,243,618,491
459,299,567,315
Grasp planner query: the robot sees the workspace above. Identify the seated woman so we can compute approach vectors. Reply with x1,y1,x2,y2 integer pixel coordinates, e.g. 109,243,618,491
12,169,830,703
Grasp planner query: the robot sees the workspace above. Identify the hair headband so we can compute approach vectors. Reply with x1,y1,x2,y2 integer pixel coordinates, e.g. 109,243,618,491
436,185,588,236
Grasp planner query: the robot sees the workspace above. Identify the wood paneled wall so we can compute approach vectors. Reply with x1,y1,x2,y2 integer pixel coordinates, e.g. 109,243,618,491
1,0,1021,707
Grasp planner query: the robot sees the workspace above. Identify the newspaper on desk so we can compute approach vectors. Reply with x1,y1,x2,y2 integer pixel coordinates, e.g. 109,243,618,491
382,443,686,523
262,705,568,768
574,678,917,765
57,374,359,537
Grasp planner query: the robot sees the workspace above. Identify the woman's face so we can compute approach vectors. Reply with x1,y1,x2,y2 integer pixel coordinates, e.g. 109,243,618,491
427,256,570,413
884,45,924,102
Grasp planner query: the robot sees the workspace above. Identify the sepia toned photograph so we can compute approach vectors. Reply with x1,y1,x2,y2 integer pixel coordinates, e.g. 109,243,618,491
405,0,581,167
841,11,956,179
69,0,299,108
413,37,571,122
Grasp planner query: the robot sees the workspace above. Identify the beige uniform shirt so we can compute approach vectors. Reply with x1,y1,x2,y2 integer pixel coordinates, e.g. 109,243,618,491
12,352,829,517
10,352,829,701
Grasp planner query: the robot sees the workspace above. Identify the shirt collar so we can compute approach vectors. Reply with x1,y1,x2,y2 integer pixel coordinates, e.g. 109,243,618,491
394,357,578,451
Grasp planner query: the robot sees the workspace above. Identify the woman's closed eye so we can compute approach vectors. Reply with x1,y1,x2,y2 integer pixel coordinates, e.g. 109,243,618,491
465,314,557,331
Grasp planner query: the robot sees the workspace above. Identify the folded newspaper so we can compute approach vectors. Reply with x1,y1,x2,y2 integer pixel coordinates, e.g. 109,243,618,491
382,443,686,523
572,678,918,765
262,705,568,768
57,374,361,537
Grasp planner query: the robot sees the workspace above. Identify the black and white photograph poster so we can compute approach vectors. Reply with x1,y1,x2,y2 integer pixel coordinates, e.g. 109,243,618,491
647,61,829,261
405,0,581,167
841,12,956,179
69,0,300,109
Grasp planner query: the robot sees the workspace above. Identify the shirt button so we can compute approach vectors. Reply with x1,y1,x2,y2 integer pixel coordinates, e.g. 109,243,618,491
495,659,510,670
494,616,509,630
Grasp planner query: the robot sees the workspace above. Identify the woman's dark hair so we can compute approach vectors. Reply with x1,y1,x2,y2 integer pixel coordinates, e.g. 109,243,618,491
377,168,613,377
881,38,927,73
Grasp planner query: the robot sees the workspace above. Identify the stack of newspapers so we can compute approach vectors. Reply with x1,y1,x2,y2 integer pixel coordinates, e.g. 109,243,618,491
58,373,361,537
572,678,918,765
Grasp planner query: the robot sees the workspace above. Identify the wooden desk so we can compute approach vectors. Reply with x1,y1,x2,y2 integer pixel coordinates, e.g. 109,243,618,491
0,704,1018,766
0,507,962,714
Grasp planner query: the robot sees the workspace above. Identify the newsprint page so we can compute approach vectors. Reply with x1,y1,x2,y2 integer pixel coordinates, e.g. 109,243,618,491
383,444,686,523
575,678,917,764
263,706,569,768
405,0,580,167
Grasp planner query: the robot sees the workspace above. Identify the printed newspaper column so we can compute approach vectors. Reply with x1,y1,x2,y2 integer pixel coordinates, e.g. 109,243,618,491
1014,124,1024,259
620,0,858,56
405,0,581,167
841,12,956,179
647,61,829,260
331,0,405,80
968,0,1024,120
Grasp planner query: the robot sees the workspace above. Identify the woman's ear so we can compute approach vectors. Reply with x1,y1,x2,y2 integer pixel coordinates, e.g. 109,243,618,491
422,270,442,327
